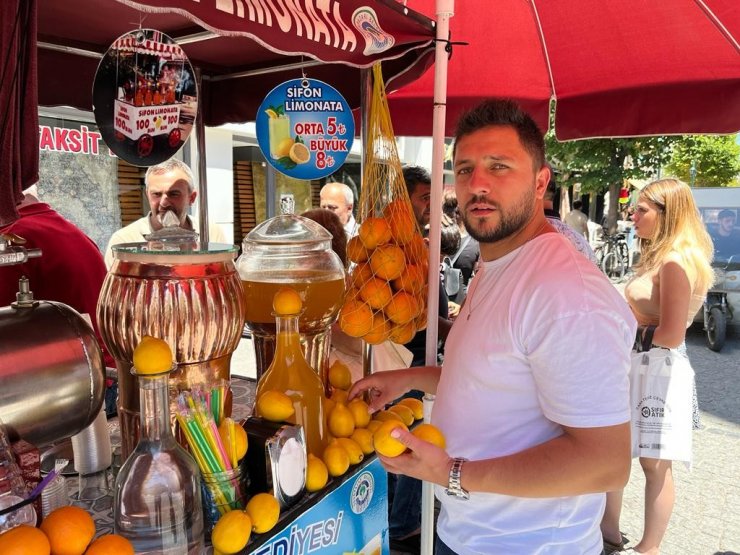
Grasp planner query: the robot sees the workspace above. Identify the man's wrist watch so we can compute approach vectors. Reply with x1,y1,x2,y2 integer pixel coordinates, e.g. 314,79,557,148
445,457,469,500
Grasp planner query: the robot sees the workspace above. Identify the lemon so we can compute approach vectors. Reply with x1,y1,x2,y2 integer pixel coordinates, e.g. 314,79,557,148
276,137,295,158
412,423,446,449
218,419,248,461
306,454,329,492
389,404,415,426
257,390,295,422
273,287,302,315
264,108,278,118
373,420,408,458
289,142,310,165
328,403,355,438
323,442,350,477
211,509,252,554
335,438,364,465
132,335,173,375
330,388,348,405
374,410,403,423
398,397,424,420
328,360,352,390
245,493,280,534
366,420,382,433
347,398,371,428
350,428,374,455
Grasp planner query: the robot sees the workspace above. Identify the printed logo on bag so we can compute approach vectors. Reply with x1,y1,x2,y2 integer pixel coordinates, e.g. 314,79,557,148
350,471,374,514
353,7,395,55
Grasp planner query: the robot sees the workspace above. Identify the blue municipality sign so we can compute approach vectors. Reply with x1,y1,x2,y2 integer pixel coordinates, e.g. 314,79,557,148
256,78,355,180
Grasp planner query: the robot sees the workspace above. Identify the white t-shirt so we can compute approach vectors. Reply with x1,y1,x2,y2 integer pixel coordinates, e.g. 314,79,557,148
432,232,636,555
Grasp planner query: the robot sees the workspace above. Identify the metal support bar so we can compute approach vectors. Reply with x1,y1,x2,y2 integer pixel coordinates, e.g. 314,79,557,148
194,68,210,244
360,67,373,378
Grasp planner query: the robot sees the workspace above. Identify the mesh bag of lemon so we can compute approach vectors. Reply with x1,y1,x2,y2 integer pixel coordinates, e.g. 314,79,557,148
339,64,428,346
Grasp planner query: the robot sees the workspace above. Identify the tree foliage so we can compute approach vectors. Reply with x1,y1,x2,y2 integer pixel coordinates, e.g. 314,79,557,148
665,135,740,188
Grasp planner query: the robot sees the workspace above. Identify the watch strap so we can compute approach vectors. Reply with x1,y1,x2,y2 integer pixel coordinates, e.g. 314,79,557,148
445,457,469,500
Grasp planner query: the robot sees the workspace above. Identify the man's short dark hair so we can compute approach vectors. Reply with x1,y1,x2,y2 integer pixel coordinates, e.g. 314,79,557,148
402,165,431,196
453,99,545,170
573,199,583,210
718,209,736,220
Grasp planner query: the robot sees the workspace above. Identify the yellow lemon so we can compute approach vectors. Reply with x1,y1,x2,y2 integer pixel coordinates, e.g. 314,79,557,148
366,420,383,433
322,442,350,477
132,335,173,375
350,428,375,455
257,390,295,422
373,420,408,458
328,360,352,390
330,388,348,405
211,509,252,554
335,438,364,465
412,423,446,449
273,287,302,315
276,137,294,158
306,454,329,492
289,142,310,164
245,493,280,534
218,419,248,461
328,403,355,438
389,404,415,426
264,108,278,118
398,397,424,420
347,398,371,428
373,410,403,423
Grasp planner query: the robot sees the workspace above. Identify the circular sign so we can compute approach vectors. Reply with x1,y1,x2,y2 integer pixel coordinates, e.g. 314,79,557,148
93,29,197,166
256,79,355,180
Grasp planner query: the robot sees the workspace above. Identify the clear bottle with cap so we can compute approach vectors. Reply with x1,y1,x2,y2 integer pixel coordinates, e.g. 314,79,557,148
113,360,204,554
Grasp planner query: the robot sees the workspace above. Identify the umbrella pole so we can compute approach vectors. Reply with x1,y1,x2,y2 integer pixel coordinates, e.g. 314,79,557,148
194,67,210,243
421,2,454,555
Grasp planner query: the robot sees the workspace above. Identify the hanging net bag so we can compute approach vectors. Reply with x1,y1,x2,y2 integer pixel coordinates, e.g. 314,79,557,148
338,64,429,346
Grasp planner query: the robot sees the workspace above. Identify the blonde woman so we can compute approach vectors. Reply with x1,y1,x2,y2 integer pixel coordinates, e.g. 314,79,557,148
602,178,714,555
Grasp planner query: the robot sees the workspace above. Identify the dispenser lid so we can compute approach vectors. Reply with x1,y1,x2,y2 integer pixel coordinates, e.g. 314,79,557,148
112,242,237,264
244,214,331,246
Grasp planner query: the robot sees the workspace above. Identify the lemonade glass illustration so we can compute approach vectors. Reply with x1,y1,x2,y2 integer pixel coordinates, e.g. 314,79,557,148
269,114,292,159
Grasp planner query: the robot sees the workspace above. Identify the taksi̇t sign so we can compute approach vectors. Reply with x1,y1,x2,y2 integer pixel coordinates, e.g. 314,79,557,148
256,78,354,180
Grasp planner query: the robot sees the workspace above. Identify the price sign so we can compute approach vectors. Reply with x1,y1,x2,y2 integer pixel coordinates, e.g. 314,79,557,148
256,79,355,180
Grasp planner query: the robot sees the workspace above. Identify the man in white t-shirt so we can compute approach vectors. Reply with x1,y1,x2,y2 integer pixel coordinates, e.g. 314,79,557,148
104,158,226,267
319,181,357,238
349,99,636,555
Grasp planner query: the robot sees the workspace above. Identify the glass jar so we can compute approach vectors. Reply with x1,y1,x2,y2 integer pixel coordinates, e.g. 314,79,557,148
236,215,346,381
113,365,204,554
200,457,248,540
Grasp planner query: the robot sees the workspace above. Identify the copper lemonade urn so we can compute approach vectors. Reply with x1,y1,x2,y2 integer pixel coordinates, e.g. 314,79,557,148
97,242,244,457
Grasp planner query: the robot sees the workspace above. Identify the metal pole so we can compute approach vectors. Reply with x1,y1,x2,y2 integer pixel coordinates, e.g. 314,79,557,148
360,67,373,378
265,163,276,219
194,68,210,244
421,2,454,554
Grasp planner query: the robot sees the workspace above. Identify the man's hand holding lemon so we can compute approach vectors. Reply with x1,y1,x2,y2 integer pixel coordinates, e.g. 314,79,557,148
375,423,452,488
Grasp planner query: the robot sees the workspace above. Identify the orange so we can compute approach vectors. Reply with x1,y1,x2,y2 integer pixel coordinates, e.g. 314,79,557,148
403,234,428,265
389,321,417,344
0,525,50,555
347,235,370,263
385,292,420,325
373,420,408,457
359,278,393,310
40,505,96,555
273,287,302,315
84,535,134,555
350,262,373,288
358,217,392,249
392,264,424,294
383,200,417,245
370,244,406,281
363,312,391,345
412,423,446,449
339,300,374,337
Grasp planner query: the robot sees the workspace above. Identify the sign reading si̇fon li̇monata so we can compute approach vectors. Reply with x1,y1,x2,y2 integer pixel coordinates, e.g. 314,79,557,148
256,79,355,180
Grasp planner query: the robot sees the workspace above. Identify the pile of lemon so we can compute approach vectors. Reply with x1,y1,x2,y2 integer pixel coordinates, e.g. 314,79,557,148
210,492,281,555
339,200,429,345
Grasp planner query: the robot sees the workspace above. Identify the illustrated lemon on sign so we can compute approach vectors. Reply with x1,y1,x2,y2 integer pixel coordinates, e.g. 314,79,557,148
211,509,252,555
289,142,310,165
265,108,279,119
276,137,295,158
132,335,173,375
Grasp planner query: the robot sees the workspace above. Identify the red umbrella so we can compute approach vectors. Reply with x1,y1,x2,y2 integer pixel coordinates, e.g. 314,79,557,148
35,0,436,126
0,0,39,226
388,0,740,139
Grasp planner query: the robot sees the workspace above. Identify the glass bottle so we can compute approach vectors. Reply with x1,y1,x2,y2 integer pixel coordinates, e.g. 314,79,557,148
256,310,328,457
113,366,204,554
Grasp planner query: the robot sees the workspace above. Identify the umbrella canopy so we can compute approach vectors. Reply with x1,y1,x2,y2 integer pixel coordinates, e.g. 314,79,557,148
387,0,740,139
36,0,436,126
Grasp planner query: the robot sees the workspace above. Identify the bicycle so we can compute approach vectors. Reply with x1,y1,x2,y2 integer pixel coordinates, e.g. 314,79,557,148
594,231,629,281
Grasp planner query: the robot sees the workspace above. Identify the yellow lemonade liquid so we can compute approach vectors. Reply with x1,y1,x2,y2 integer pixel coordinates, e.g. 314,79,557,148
268,115,291,159
255,312,328,457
